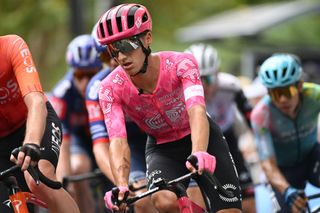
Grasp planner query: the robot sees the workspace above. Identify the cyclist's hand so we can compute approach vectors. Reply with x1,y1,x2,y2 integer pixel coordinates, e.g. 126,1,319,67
104,186,129,211
10,143,41,171
186,151,216,175
284,186,307,213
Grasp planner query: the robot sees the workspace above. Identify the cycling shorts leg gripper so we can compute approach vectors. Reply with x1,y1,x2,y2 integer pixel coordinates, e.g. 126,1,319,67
223,127,254,198
40,101,63,168
205,117,242,211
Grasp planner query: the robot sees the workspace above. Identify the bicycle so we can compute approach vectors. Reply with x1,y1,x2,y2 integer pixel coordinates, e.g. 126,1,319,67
0,164,62,213
306,192,320,213
251,181,320,213
110,156,236,213
62,169,114,213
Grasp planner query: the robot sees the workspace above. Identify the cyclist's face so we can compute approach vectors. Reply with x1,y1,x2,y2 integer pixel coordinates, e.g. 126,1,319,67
73,68,100,96
201,74,218,99
108,32,152,76
270,81,302,116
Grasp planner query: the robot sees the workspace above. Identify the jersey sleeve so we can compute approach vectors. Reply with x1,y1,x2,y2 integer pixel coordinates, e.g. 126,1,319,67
99,78,127,140
176,53,205,110
303,82,320,101
8,35,43,96
251,101,275,160
86,78,110,145
234,89,253,128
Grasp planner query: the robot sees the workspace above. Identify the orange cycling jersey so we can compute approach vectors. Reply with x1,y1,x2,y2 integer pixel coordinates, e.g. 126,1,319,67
0,34,44,137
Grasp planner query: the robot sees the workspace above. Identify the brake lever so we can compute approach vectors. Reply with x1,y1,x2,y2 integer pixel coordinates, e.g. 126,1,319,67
27,166,41,185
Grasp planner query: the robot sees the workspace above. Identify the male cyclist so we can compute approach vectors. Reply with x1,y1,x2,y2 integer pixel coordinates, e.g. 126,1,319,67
85,24,157,213
96,3,242,213
49,34,101,213
0,34,80,213
185,43,256,213
251,53,320,213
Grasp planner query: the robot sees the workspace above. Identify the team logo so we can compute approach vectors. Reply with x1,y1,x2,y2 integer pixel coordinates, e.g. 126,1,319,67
135,17,142,29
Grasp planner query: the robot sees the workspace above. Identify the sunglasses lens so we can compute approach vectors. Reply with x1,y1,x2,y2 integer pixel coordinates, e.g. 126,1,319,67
201,75,216,85
269,85,298,102
74,69,98,80
108,38,141,58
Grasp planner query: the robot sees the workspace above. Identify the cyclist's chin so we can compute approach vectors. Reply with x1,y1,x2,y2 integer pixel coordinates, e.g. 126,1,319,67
278,105,294,114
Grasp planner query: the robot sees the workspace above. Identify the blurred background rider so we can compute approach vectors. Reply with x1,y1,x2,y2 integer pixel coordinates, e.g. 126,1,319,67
185,43,256,213
50,34,102,213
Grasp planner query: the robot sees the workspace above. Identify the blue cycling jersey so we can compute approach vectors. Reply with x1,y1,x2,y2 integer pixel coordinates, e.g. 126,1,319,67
50,69,90,140
85,67,111,144
251,82,320,166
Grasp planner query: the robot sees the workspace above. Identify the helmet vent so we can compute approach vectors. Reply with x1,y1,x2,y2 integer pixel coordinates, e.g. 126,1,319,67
116,6,125,32
265,71,270,79
99,23,105,38
77,47,82,59
291,66,296,76
282,67,287,78
106,11,113,35
142,12,148,22
128,5,140,28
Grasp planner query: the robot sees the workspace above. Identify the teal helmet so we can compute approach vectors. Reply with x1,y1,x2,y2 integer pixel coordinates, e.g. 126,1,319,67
259,54,302,88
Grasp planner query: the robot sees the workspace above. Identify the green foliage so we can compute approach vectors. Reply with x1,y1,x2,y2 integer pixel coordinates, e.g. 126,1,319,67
0,0,319,89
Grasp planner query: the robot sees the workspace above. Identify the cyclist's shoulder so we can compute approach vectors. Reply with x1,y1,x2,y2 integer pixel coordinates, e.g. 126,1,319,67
0,34,29,60
86,68,111,101
0,34,23,43
251,96,271,119
100,66,125,87
51,70,74,98
218,72,241,91
302,82,320,100
158,50,197,66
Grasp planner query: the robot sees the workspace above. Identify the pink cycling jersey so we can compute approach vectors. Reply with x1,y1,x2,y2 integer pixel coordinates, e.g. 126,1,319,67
99,51,205,144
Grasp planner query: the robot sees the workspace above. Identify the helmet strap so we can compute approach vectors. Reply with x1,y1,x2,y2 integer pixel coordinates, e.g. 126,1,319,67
130,39,151,77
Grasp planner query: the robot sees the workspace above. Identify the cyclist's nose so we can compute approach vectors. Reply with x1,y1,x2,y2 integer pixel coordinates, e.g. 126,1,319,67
117,51,127,62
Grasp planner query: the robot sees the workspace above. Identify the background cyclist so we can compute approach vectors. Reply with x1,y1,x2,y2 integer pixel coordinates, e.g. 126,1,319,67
251,53,320,213
85,24,157,213
0,34,80,213
185,43,256,213
49,34,102,213
96,3,242,213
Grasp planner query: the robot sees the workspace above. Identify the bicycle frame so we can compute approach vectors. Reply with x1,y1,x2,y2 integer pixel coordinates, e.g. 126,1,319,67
0,164,61,213
119,170,235,213
7,191,48,213
306,192,320,213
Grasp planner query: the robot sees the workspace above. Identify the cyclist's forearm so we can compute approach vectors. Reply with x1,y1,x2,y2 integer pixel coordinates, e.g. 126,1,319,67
56,139,72,180
93,143,115,183
261,158,289,194
188,105,209,153
109,137,131,186
23,92,47,145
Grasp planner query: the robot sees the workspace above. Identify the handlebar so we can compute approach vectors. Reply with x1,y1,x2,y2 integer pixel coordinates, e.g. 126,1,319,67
62,169,106,188
0,164,62,190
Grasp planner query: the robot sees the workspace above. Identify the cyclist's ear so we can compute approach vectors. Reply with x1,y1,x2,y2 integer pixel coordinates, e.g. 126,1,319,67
297,80,303,92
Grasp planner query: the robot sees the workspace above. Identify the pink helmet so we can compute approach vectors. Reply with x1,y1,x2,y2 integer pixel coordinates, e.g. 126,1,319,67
96,3,152,45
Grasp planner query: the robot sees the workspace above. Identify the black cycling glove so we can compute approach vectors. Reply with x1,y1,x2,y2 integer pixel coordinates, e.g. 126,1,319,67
11,143,41,162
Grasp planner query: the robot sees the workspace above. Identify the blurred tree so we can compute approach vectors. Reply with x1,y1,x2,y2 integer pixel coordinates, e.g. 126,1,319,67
0,0,319,89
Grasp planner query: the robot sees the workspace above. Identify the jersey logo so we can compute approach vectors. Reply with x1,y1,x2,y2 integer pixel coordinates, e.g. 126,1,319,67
14,37,37,73
86,100,104,122
176,58,200,82
145,113,168,129
165,102,185,122
87,80,100,100
0,79,20,104
112,74,125,85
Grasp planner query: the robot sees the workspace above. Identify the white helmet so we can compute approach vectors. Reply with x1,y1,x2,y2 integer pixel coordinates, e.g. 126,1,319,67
184,43,220,77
